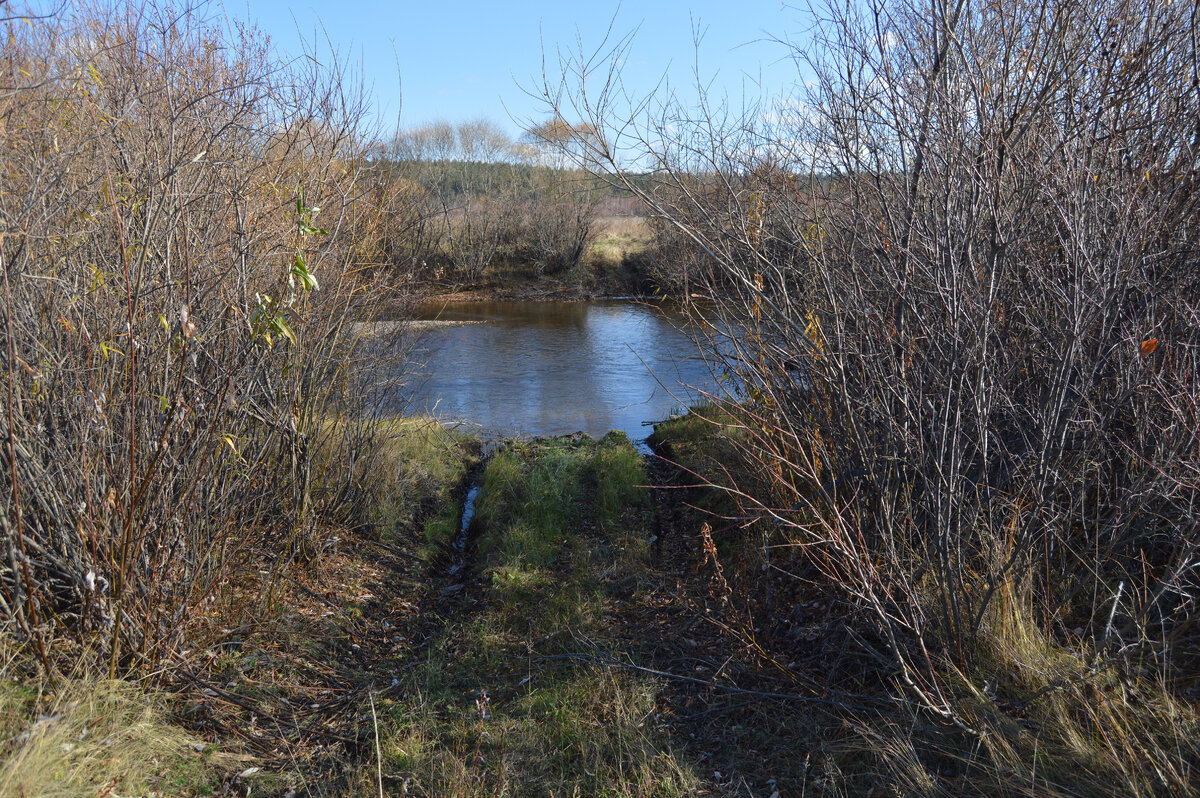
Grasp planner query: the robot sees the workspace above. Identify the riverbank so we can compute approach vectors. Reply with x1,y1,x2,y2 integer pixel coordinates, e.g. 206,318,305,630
418,215,658,303
0,421,846,795
5,414,1195,795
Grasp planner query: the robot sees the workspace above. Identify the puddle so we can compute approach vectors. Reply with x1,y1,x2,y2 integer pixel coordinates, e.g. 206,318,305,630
446,477,482,577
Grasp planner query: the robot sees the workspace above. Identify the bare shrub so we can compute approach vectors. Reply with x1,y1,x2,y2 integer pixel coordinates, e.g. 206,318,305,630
542,0,1200,789
0,2,403,674
506,189,597,277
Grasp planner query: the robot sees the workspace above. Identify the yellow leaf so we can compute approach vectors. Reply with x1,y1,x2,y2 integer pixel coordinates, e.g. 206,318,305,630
222,435,246,464
805,312,825,356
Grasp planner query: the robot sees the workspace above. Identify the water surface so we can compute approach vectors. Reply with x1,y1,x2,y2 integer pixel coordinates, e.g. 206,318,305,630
398,301,717,448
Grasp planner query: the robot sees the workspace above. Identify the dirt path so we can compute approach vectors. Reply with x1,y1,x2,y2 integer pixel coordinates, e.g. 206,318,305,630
344,433,855,797
185,430,860,796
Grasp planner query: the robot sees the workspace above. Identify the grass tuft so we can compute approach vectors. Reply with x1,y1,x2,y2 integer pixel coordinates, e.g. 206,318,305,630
0,677,225,797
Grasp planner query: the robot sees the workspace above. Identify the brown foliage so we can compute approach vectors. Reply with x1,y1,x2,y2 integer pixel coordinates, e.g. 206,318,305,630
0,2,405,674
541,0,1200,789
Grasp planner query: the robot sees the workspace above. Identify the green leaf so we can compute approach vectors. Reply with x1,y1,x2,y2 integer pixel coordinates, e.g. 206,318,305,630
291,253,319,292
272,314,297,346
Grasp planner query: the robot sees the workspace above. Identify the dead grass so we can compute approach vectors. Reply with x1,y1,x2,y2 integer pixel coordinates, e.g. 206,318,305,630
585,215,654,268
0,663,229,797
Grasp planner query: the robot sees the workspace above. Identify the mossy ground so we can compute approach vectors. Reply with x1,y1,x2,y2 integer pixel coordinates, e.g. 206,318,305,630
352,432,706,797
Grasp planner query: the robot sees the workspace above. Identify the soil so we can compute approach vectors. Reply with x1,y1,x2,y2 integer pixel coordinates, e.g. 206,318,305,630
172,530,436,792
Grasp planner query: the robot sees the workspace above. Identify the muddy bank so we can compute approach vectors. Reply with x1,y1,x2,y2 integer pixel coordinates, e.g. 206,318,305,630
421,284,643,303
348,318,487,337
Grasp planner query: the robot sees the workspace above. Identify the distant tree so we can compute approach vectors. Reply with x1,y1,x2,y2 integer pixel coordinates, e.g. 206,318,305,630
523,117,602,170
455,118,513,162
373,117,602,283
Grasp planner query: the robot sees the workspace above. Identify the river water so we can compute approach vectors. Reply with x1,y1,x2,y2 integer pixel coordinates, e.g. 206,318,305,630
398,300,718,448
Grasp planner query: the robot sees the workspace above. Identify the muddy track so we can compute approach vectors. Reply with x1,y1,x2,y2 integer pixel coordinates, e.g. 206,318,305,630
402,457,491,655
626,446,850,796
354,437,846,796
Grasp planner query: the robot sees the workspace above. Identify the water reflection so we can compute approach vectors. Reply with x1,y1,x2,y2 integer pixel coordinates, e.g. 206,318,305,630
395,301,718,448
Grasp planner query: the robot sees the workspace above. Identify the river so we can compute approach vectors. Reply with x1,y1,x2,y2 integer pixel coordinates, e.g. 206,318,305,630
394,300,719,449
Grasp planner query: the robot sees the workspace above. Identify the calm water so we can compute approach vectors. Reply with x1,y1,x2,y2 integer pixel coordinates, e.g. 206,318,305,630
399,301,718,448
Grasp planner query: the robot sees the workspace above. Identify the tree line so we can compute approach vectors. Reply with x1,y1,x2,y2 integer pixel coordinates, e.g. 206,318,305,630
364,118,653,284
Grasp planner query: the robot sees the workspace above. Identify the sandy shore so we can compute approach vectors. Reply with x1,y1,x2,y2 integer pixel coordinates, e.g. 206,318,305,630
349,319,487,337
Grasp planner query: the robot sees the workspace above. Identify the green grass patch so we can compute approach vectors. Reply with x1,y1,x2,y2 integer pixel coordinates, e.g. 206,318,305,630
646,402,741,464
359,432,699,797
314,414,480,554
590,431,649,528
474,432,648,636
373,416,480,546
647,404,749,537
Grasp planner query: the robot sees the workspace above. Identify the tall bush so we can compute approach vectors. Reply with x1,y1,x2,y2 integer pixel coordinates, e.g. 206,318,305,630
543,0,1199,788
0,2,401,674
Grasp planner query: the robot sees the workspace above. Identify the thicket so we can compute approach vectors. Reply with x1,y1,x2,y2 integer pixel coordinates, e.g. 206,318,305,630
545,0,1200,791
370,120,632,282
0,2,408,675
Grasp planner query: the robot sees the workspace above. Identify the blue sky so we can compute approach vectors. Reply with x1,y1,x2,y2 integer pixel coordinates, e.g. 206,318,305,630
226,0,807,138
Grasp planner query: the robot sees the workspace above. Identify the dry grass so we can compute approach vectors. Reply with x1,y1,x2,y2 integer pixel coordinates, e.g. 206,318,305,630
585,215,654,268
0,663,227,797
0,415,481,796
